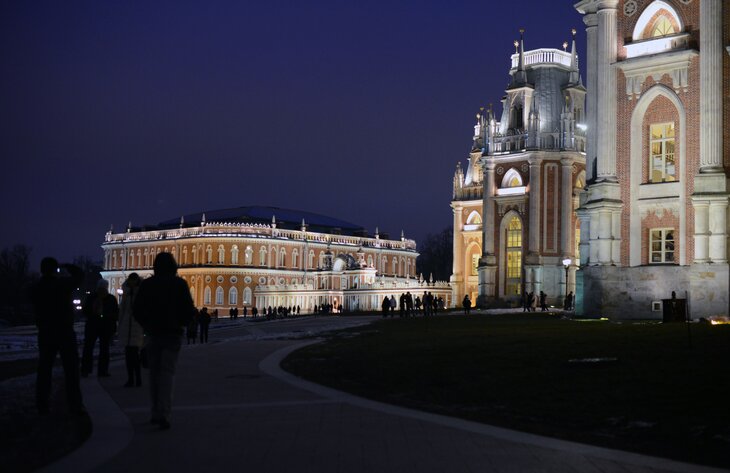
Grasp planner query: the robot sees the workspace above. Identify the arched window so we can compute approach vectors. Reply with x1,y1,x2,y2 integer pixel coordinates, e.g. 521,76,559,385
190,286,196,306
204,287,212,305
192,246,198,265
651,15,675,37
632,1,683,41
206,246,213,264
144,249,150,268
649,122,676,183
112,251,117,269
229,287,238,305
382,255,387,273
501,168,524,188
231,245,239,265
243,287,252,305
279,248,286,268
575,170,586,190
137,250,142,268
129,250,135,268
182,247,188,265
367,255,373,267
510,103,524,130
217,245,225,264
292,249,298,268
505,216,523,296
216,287,224,305
392,258,397,275
259,247,267,266
272,247,279,268
466,211,482,225
244,246,253,265
308,250,315,269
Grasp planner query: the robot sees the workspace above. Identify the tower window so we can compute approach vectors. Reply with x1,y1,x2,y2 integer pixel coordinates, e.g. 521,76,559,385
649,123,675,183
505,216,522,296
650,228,675,263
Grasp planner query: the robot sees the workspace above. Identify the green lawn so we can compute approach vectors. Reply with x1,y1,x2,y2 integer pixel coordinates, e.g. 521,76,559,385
282,314,730,468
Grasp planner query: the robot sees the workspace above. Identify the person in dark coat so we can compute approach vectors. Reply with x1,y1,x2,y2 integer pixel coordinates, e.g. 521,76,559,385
81,279,119,377
198,307,211,343
381,296,389,318
118,273,144,387
133,252,196,430
539,291,548,312
186,311,199,344
31,258,85,415
462,294,472,315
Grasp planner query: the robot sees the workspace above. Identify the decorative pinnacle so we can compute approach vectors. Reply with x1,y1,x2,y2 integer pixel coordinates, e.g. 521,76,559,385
563,41,568,51
513,40,519,53
572,28,576,37
519,28,525,38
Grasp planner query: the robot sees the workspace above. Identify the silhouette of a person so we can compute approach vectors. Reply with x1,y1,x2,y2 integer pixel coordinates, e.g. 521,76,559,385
81,279,118,377
31,257,85,415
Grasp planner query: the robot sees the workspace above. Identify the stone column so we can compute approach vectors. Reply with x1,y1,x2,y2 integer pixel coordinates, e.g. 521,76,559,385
450,203,464,303
595,1,618,181
528,157,542,255
699,0,723,173
709,200,728,263
561,158,574,258
584,12,598,180
483,162,496,258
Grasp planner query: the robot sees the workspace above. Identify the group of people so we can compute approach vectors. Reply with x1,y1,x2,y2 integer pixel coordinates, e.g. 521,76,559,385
33,252,197,430
523,291,549,312
381,291,444,318
186,307,212,344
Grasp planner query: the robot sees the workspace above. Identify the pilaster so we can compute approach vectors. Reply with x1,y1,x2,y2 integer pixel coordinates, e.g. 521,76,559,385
595,0,618,181
584,12,598,180
527,157,542,261
561,158,574,258
699,0,724,173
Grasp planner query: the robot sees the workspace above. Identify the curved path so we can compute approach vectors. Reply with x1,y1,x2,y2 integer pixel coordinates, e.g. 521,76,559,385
41,316,728,473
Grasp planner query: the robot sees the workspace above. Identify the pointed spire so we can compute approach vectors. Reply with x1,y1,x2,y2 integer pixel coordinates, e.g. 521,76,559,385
514,28,527,85
271,214,276,229
201,213,206,226
401,229,405,241
108,224,114,234
301,218,306,232
180,215,185,228
569,28,580,85
127,221,132,233
375,227,379,238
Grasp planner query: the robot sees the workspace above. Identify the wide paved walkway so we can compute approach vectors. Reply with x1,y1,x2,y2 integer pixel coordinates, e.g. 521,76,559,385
40,316,729,473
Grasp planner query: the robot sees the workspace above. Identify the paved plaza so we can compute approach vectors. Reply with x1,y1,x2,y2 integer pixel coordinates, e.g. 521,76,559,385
38,316,728,473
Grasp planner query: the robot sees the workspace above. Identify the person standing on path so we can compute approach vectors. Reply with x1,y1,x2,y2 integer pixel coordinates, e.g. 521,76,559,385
462,294,472,315
81,279,118,377
539,291,548,312
198,307,211,343
31,257,85,415
389,295,396,318
133,252,196,430
118,273,144,387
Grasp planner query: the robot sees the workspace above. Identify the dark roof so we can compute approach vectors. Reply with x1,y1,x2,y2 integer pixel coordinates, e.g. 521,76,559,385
154,206,367,236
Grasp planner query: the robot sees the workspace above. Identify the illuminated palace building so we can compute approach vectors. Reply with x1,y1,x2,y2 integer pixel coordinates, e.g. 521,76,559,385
451,31,586,307
101,207,451,313
572,0,729,318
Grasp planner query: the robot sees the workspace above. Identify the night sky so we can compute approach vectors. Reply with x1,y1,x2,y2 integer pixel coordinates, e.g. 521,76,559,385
1,0,585,267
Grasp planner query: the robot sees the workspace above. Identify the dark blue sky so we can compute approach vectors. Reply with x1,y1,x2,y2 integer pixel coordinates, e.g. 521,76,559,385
0,0,585,266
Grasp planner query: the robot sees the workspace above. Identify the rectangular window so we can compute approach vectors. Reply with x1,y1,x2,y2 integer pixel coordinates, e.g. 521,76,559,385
649,123,676,183
650,228,675,263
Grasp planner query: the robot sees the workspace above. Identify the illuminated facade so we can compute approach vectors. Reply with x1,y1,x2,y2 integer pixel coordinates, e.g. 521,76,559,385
573,0,730,319
101,206,451,313
452,33,586,307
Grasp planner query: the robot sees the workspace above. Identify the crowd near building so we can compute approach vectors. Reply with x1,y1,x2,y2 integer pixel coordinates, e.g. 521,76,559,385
453,0,730,319
101,206,451,314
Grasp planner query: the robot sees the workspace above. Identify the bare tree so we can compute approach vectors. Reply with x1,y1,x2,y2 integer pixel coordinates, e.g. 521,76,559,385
416,227,453,282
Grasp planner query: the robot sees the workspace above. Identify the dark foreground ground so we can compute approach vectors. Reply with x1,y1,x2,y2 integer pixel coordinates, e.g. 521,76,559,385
283,314,730,469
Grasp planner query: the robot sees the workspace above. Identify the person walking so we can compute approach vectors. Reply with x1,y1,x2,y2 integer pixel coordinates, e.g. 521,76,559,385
199,307,211,343
462,294,472,315
539,291,548,312
118,273,144,387
133,252,196,430
81,279,118,378
31,258,85,415
389,295,396,317
381,296,389,318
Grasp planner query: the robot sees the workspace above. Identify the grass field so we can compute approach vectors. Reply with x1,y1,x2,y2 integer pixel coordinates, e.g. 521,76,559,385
282,314,730,468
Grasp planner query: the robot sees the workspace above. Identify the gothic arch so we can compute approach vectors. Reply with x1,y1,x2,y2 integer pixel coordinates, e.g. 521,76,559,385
501,168,524,188
632,1,683,41
466,210,482,225
629,84,686,266
464,241,482,278
498,210,524,298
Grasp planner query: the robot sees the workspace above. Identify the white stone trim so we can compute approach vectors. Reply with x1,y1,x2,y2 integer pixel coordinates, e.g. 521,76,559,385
629,85,687,266
543,163,559,253
617,48,697,99
631,1,683,41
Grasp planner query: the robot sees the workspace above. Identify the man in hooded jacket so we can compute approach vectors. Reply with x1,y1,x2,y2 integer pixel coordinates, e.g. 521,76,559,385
133,252,196,430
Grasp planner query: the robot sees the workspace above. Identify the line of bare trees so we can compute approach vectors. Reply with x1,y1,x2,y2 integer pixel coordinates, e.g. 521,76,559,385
0,245,102,326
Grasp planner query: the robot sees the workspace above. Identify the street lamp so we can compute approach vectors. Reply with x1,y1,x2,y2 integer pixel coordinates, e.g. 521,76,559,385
562,258,571,310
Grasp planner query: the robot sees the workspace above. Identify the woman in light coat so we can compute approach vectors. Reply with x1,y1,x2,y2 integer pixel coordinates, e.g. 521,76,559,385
119,273,144,387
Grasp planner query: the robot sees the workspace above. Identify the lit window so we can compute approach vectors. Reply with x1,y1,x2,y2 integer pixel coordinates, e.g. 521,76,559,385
649,123,676,183
650,229,675,263
216,286,224,305
204,287,211,305
651,16,675,38
471,254,480,276
505,217,522,296
229,287,238,305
